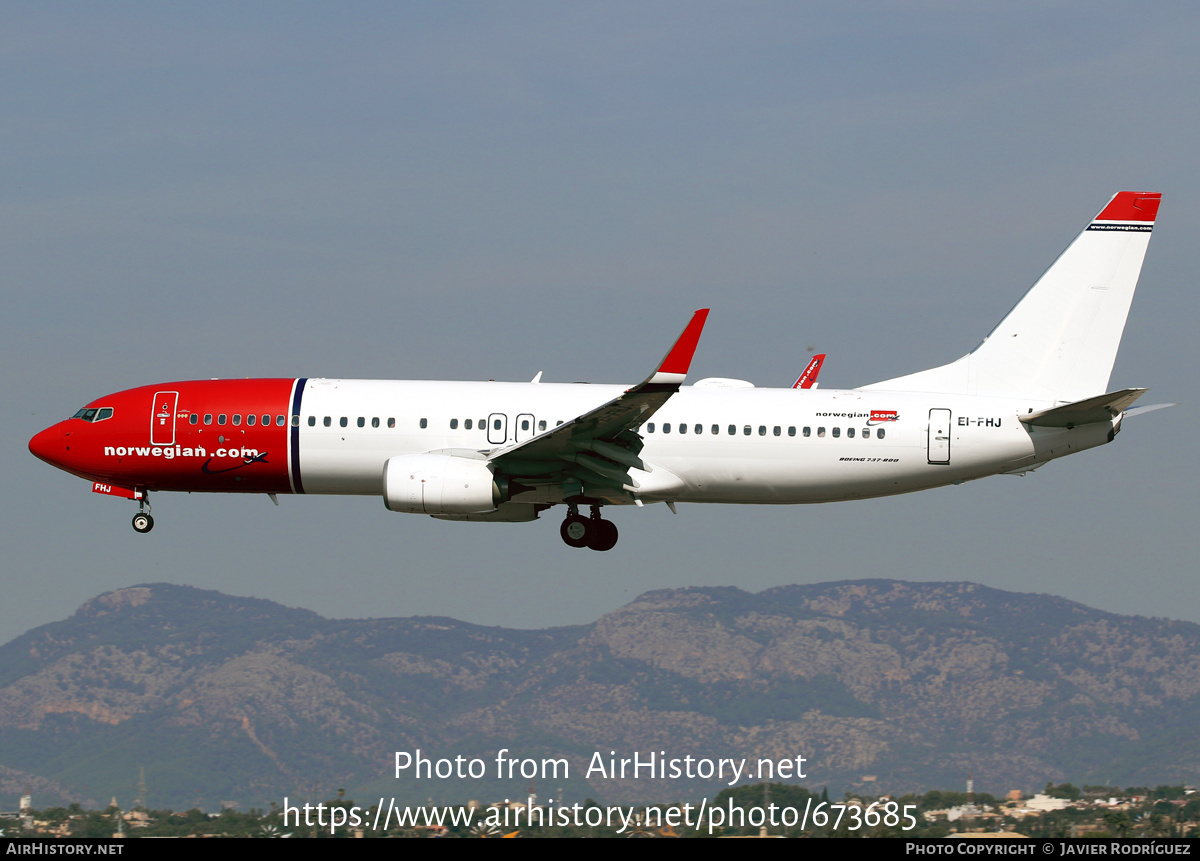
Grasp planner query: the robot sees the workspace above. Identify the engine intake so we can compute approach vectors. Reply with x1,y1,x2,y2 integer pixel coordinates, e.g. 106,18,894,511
383,453,500,515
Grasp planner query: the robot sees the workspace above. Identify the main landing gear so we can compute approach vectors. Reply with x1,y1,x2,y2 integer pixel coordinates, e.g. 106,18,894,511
560,504,618,551
131,495,154,534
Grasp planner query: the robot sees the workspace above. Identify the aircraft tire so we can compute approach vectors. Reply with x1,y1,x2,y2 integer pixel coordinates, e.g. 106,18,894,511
588,519,618,552
560,514,590,548
132,513,154,534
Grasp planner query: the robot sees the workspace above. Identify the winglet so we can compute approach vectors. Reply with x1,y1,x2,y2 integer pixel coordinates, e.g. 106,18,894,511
646,309,709,385
792,353,826,389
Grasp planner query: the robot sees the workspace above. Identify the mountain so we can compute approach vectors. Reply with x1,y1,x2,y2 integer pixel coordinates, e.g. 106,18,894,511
1,580,1198,810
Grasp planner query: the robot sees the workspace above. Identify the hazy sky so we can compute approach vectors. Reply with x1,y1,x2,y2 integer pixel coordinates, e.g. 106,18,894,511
4,2,1197,645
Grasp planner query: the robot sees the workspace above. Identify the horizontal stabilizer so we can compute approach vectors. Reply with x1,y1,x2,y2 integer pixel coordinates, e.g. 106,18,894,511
1123,402,1177,419
1022,388,1146,427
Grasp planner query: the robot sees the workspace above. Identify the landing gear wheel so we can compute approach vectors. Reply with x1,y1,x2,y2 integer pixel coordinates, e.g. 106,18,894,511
587,518,618,552
560,514,591,548
132,513,154,534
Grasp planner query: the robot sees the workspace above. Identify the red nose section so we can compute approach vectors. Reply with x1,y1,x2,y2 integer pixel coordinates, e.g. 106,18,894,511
29,424,69,469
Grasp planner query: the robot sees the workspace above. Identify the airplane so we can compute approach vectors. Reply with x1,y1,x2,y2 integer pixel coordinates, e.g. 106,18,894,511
29,191,1167,551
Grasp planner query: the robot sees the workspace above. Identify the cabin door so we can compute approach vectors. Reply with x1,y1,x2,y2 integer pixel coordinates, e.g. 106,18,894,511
151,391,178,446
928,409,951,464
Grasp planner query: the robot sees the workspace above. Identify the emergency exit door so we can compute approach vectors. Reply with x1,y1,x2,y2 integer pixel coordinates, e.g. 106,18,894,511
487,413,508,445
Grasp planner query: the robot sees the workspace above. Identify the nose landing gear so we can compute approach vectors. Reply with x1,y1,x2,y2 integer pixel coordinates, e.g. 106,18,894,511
559,504,618,551
131,495,154,534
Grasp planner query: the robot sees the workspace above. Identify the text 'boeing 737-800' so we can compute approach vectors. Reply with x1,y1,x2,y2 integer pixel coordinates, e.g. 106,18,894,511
29,192,1171,551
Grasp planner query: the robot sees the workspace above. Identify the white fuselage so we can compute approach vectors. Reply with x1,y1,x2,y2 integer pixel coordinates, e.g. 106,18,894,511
293,379,1110,504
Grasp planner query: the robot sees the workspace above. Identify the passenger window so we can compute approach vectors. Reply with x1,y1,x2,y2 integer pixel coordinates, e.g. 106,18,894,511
788,426,796,437
774,426,781,436
520,419,529,431
695,424,702,434
817,427,825,437
218,414,227,425
832,427,841,438
307,416,315,426
862,428,869,438
357,417,365,428
663,423,671,434
340,417,348,428
232,414,242,426
803,427,810,437
290,415,299,427
679,423,687,434
877,428,885,439
480,419,486,429
204,414,213,425
263,415,271,426
712,424,719,435
744,426,751,436
756,425,764,436
372,417,379,428
728,425,736,435
464,419,472,430
247,414,256,426
324,416,332,427
420,418,428,429
847,427,855,438
388,418,395,428
450,419,459,429
189,414,198,425
556,420,563,426
276,415,286,426
647,423,655,433
539,420,547,431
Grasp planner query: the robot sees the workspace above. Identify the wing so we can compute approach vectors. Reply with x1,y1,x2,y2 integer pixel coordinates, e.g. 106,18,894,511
489,310,709,497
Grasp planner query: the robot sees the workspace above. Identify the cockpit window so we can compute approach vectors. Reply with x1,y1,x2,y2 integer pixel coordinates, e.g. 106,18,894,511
71,407,113,422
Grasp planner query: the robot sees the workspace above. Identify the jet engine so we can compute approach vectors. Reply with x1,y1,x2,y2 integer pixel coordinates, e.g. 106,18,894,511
383,453,501,515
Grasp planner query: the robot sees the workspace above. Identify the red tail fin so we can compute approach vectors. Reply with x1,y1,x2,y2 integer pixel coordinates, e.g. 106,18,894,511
792,354,825,389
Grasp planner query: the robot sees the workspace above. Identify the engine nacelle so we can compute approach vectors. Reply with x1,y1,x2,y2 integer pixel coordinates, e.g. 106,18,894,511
383,453,500,515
